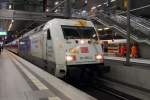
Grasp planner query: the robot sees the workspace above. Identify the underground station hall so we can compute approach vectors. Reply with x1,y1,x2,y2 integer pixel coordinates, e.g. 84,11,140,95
0,0,150,100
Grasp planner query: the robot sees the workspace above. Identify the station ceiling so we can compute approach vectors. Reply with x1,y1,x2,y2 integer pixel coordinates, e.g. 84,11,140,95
0,0,149,42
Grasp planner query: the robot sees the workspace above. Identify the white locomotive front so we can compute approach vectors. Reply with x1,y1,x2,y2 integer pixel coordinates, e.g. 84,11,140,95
7,18,108,78
44,19,104,77
63,26,103,65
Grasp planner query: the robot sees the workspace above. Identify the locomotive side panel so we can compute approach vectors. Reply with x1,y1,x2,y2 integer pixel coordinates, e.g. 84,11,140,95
19,36,30,56
47,21,67,77
30,32,44,59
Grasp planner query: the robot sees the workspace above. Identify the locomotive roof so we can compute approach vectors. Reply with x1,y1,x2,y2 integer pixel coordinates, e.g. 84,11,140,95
10,18,92,41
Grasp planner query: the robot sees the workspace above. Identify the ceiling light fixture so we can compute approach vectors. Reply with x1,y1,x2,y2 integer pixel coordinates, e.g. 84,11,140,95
91,6,96,10
82,10,87,13
98,29,103,31
55,1,59,5
9,4,12,9
54,9,58,13
104,2,108,5
98,27,110,31
104,27,110,30
11,19,14,23
84,0,88,4
8,20,14,31
46,8,49,12
111,0,116,2
97,4,102,7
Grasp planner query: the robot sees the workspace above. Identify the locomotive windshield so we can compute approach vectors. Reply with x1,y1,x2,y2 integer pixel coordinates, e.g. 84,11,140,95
62,26,97,39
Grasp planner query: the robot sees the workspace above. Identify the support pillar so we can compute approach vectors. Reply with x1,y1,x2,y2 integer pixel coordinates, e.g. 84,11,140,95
43,0,48,12
107,0,111,15
64,0,72,18
125,0,131,66
87,0,92,15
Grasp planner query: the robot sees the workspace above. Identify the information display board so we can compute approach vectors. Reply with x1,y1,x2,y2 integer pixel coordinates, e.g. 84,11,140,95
0,32,7,36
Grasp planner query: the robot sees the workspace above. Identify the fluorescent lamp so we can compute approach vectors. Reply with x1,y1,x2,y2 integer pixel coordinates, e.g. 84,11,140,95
46,8,49,12
98,28,110,31
8,20,14,31
55,1,59,5
8,23,12,31
104,27,110,30
104,2,107,5
9,4,12,9
91,6,96,10
54,9,58,13
98,29,103,31
82,10,87,13
84,0,88,4
97,5,102,7
12,19,14,23
93,34,96,38
111,0,116,2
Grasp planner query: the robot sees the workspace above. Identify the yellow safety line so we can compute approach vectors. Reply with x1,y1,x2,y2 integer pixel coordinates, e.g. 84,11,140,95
48,96,61,100
9,54,49,90
9,52,62,100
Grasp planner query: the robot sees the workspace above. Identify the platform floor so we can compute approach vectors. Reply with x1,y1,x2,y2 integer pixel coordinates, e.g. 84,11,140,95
0,50,96,100
0,51,58,100
0,51,31,100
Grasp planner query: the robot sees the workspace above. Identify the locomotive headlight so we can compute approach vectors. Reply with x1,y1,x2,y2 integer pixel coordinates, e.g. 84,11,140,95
66,55,76,62
96,54,103,60
80,40,85,44
66,55,74,62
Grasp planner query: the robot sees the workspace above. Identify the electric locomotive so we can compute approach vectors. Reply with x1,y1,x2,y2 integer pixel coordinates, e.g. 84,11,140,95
7,18,109,78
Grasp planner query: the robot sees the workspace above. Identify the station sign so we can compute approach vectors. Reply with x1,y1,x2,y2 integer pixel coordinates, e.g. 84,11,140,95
0,32,7,36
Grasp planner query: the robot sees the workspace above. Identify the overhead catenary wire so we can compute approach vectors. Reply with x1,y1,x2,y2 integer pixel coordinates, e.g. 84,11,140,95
49,0,66,12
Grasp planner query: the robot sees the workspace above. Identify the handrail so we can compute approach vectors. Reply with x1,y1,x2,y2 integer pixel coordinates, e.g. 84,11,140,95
117,15,150,34
97,12,150,39
109,15,150,36
101,12,150,32
89,16,150,45
130,14,150,27
73,9,150,45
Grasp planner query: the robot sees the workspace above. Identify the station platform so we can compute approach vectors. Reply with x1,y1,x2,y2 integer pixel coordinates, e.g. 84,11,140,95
103,56,150,100
0,50,96,100
104,56,150,66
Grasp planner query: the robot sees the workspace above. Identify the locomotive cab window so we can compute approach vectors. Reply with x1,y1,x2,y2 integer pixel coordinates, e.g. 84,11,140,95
47,29,51,40
61,26,97,40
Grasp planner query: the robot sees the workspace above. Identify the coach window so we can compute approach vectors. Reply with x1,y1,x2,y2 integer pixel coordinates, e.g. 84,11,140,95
47,29,51,40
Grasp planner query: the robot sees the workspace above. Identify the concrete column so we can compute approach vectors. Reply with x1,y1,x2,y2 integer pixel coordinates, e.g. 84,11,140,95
43,0,47,12
126,0,131,66
107,0,111,15
87,0,92,15
64,0,72,18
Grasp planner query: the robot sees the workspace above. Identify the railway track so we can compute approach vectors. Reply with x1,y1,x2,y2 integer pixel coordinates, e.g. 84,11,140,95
90,85,141,100
64,71,141,100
